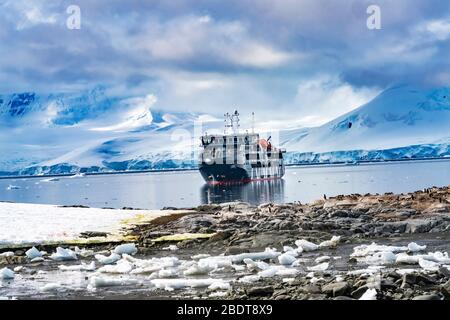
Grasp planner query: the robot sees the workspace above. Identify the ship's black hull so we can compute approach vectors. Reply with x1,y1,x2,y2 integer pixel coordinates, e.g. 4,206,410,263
199,164,250,184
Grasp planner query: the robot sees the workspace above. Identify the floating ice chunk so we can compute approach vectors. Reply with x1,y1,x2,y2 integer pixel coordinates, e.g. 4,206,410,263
351,243,408,257
31,257,44,263
295,239,319,252
74,247,95,257
283,246,301,257
95,253,121,265
418,258,440,272
243,259,269,271
276,268,300,276
315,256,331,264
158,268,178,278
238,275,261,283
41,283,62,292
0,267,14,279
230,248,280,263
278,253,297,266
50,247,77,261
426,251,450,264
395,253,422,265
347,266,384,276
258,266,283,278
59,261,96,272
13,266,23,272
191,254,211,260
307,262,329,272
98,260,133,274
163,245,179,251
258,266,299,278
209,291,228,298
88,276,139,289
26,247,43,260
407,242,426,253
6,185,20,190
113,243,137,255
208,281,231,291
151,278,222,290
183,264,213,276
283,246,296,253
364,251,397,265
319,236,341,248
359,288,377,300
0,251,14,257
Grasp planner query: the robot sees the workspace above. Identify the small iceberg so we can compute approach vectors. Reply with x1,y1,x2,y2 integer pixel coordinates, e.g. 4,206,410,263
113,243,138,255
26,247,43,260
95,253,121,265
50,247,77,261
0,267,15,280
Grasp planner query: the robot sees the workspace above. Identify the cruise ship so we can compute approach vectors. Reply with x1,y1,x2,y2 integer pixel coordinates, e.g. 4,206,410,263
198,111,286,184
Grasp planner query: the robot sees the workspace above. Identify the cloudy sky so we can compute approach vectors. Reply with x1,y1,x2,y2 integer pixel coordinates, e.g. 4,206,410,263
1,0,449,128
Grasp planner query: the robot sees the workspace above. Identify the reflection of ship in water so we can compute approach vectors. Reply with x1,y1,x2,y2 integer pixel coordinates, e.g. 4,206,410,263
201,179,285,205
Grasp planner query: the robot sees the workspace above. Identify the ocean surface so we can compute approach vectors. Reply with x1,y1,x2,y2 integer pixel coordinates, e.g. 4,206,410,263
1,159,450,209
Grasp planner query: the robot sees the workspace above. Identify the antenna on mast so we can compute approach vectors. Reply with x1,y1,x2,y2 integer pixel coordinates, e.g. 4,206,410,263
252,112,255,134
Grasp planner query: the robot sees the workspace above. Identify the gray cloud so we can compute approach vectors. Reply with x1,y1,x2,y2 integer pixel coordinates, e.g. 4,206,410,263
0,0,449,126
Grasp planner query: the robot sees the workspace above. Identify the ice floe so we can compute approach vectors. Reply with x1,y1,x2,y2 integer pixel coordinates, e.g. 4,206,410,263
151,278,228,291
95,253,121,265
50,247,77,261
113,243,137,255
25,247,43,260
418,258,440,272
295,239,319,251
408,242,427,252
31,257,45,263
41,283,63,292
315,256,331,264
13,266,23,272
238,275,261,283
307,262,329,272
59,261,96,272
88,276,140,289
0,267,15,280
278,253,297,265
319,236,341,248
98,260,133,274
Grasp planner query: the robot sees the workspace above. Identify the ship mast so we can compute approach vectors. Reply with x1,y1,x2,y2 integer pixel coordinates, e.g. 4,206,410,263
252,112,255,134
224,110,240,135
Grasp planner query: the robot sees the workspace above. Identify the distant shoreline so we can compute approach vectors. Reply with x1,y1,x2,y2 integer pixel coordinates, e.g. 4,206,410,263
1,156,450,180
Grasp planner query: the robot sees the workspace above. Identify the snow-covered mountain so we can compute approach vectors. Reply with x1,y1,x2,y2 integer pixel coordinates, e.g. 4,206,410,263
0,87,221,175
1,84,450,176
281,85,450,163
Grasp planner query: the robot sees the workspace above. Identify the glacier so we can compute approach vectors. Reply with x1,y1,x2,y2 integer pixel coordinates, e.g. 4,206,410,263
1,84,450,176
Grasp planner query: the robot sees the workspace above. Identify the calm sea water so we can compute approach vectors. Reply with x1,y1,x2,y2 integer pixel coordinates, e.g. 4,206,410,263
1,160,450,209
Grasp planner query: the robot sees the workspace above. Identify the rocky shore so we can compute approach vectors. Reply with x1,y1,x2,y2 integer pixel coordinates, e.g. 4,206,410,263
1,186,450,300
